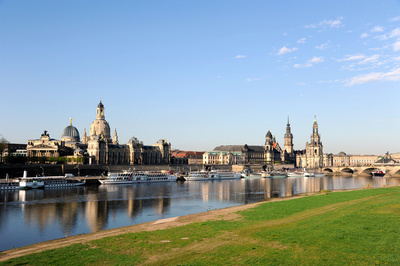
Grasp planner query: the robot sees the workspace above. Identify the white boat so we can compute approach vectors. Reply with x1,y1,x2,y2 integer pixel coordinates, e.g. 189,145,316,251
40,176,85,188
140,171,178,182
304,172,327,177
19,170,85,189
19,178,45,189
0,181,21,190
185,170,241,181
287,172,304,178
99,171,177,184
99,171,135,184
17,170,44,189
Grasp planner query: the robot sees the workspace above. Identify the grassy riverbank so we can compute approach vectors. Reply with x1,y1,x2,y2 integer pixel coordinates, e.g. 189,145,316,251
2,187,400,265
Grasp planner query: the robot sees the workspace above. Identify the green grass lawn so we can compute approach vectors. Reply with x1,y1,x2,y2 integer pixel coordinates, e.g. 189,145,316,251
2,187,400,265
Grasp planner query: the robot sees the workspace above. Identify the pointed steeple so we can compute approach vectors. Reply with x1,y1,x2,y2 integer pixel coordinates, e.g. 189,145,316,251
113,129,119,145
82,128,87,144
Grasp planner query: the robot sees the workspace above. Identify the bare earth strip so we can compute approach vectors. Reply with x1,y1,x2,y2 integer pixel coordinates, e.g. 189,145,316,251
0,191,370,263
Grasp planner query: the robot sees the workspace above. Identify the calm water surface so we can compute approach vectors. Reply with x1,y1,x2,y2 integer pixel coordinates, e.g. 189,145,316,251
1,175,399,251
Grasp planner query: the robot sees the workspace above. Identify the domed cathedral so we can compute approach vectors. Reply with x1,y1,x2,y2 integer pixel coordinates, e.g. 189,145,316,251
86,101,128,165
86,100,171,165
296,115,332,168
89,101,111,141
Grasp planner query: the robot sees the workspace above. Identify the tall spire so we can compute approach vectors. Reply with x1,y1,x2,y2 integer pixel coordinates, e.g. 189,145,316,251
113,129,119,145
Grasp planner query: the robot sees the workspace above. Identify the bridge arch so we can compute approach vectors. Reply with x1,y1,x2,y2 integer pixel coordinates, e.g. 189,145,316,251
360,167,378,175
323,168,333,173
340,167,354,174
391,169,400,177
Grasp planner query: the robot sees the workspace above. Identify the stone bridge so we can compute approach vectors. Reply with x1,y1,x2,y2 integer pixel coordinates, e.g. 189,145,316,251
322,165,400,177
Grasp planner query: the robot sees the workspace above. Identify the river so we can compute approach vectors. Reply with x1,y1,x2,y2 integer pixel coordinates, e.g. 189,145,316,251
1,175,399,251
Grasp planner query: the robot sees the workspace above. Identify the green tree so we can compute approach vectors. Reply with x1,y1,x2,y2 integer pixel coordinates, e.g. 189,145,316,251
0,137,9,163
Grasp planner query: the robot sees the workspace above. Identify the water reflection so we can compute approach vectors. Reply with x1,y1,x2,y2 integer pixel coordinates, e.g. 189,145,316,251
1,175,399,251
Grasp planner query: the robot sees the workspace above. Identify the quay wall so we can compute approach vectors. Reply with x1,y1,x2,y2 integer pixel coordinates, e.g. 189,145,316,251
0,164,230,178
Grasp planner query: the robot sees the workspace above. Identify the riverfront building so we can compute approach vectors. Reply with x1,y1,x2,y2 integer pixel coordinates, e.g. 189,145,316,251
332,152,379,167
26,101,171,165
203,117,296,166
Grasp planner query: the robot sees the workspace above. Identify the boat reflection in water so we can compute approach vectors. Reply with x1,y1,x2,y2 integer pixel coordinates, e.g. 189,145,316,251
1,175,400,251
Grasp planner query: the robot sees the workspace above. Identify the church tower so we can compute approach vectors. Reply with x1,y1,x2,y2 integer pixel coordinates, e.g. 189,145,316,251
96,101,105,120
113,129,119,145
82,129,87,144
264,130,274,164
284,115,294,155
305,115,323,168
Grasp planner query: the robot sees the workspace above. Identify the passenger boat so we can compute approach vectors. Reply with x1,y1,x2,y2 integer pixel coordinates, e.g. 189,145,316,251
287,172,304,178
185,170,241,181
41,176,85,188
99,171,135,184
99,171,177,184
371,170,385,177
268,171,288,178
0,180,21,190
19,178,45,189
304,172,327,177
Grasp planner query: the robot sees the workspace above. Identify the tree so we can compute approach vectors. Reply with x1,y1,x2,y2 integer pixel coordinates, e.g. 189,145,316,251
0,137,9,163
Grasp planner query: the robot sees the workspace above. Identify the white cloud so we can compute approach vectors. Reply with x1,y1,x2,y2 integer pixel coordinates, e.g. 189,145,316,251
360,33,369,38
393,39,400,51
375,28,400,41
328,18,343,28
246,78,261,82
360,54,380,64
371,26,384,33
342,55,366,61
305,17,344,29
316,43,329,50
390,16,400,22
278,46,298,55
235,55,246,59
390,28,400,38
310,56,324,64
297,37,306,44
346,68,400,86
294,56,324,68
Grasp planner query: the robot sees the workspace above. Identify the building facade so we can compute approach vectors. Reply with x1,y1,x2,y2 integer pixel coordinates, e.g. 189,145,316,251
86,101,171,165
296,116,332,168
26,101,171,165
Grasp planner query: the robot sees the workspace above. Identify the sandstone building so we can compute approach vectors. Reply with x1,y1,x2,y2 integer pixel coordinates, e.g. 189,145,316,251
27,101,171,165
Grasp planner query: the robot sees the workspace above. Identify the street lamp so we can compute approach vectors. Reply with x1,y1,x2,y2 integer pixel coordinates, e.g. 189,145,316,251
40,166,44,176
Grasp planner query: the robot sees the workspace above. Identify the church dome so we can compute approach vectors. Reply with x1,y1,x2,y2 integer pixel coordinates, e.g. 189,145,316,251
61,124,80,142
89,100,111,140
90,119,111,140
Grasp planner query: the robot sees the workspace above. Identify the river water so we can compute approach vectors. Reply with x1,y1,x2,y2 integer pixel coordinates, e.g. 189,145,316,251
1,175,399,251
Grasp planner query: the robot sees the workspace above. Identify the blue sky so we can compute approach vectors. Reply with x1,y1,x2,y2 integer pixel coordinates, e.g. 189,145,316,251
1,0,399,155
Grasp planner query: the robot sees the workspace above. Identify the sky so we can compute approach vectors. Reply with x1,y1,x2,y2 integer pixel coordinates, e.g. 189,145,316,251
1,0,400,155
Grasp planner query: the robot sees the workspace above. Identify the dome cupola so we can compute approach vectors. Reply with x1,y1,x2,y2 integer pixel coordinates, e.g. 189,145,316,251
61,118,80,142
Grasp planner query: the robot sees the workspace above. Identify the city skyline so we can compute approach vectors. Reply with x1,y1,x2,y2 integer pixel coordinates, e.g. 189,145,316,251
1,1,400,155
